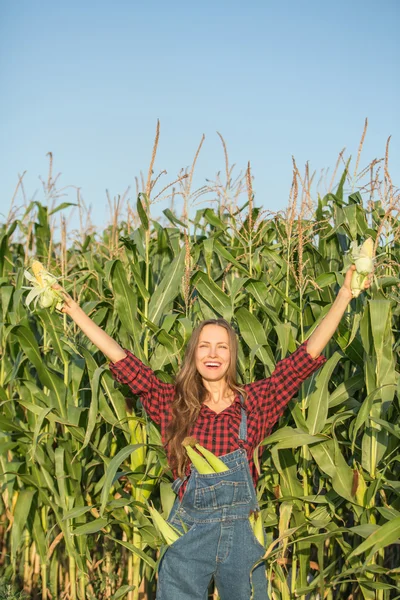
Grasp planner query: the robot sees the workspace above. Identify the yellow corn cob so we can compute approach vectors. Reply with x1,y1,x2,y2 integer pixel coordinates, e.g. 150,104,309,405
148,505,181,545
184,443,215,474
183,437,229,473
32,261,46,286
249,511,264,547
193,443,229,472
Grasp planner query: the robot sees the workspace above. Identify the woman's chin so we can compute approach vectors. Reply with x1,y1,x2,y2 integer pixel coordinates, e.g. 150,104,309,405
199,368,228,382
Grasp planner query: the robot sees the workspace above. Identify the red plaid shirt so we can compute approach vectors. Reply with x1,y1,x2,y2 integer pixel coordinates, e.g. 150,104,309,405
109,340,326,497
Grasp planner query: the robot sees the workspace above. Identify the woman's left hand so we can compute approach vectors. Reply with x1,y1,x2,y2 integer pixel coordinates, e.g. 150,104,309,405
341,265,373,300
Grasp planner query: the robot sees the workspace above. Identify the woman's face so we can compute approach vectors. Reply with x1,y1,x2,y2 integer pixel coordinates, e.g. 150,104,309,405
195,324,231,382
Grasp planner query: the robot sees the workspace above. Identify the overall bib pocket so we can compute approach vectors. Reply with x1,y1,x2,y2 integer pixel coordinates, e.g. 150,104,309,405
194,479,252,510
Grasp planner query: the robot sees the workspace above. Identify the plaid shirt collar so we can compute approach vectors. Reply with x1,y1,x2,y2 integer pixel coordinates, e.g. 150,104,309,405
200,394,244,415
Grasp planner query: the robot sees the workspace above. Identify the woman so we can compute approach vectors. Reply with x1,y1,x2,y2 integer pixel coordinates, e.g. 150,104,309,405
56,265,370,600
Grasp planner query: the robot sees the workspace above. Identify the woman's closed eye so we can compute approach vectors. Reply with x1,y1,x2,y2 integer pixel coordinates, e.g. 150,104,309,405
199,344,228,349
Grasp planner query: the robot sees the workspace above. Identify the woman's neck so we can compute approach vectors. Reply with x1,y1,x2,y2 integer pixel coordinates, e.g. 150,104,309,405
202,380,234,407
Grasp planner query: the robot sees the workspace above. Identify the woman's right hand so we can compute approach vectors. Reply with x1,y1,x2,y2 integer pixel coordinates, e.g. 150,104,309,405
52,284,79,315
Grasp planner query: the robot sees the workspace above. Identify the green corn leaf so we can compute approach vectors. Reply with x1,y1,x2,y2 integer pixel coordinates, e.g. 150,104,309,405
351,383,397,450
30,509,47,562
329,373,364,407
11,489,36,562
137,194,149,230
48,202,77,216
306,352,342,435
100,444,145,516
106,535,156,569
62,506,95,521
111,585,137,600
0,285,13,320
55,447,67,511
261,426,324,448
235,307,275,374
193,271,232,321
72,518,108,535
81,347,120,428
109,259,141,340
244,280,278,323
369,300,390,360
369,416,400,439
149,248,185,325
31,406,53,462
203,208,226,230
129,259,150,302
163,208,187,228
310,439,356,504
80,365,104,451
213,239,250,275
348,516,400,560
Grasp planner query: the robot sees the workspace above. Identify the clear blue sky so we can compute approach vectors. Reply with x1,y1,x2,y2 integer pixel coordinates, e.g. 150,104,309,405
0,0,398,231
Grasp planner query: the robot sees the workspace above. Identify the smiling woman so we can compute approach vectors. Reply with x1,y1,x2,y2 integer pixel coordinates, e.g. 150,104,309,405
166,320,247,481
55,266,370,600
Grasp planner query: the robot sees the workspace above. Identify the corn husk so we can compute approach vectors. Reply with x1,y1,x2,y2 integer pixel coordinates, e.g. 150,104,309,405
349,238,375,298
183,437,229,473
182,440,215,474
249,511,265,547
24,261,64,312
148,505,181,545
193,444,229,472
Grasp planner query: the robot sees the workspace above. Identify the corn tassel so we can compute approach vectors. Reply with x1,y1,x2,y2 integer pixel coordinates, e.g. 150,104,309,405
148,505,181,545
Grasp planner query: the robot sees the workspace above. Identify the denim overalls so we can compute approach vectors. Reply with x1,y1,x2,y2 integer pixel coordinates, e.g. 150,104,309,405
156,397,268,600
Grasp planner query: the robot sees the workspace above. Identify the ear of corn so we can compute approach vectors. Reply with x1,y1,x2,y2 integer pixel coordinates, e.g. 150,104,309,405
249,511,265,547
350,238,375,297
148,505,181,545
193,443,229,472
183,437,229,473
32,261,48,286
24,261,64,311
184,443,216,474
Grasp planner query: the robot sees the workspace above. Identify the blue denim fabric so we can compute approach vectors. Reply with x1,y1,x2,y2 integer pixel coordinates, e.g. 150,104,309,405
156,399,268,600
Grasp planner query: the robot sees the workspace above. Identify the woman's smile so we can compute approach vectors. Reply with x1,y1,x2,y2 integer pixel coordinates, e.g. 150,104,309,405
203,361,222,369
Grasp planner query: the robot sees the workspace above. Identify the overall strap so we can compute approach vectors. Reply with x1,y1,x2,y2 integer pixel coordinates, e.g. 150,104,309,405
171,475,187,495
238,394,247,444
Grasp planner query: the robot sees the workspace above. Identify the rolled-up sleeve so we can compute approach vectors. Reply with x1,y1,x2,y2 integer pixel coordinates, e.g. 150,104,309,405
109,350,174,425
245,339,327,443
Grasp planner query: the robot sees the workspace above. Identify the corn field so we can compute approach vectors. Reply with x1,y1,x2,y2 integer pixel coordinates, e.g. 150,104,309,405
1,126,400,600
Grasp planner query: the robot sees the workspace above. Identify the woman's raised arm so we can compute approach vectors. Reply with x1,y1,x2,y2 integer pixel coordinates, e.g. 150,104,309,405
306,265,372,358
56,285,174,424
55,286,127,363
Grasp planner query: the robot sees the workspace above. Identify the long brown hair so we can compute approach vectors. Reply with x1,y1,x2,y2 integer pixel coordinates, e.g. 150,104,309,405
165,318,246,478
